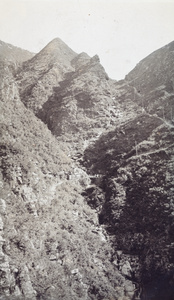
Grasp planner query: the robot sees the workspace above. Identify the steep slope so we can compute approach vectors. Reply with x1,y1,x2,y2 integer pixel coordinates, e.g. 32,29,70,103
82,41,174,299
36,54,141,157
0,46,135,299
16,38,77,113
125,41,174,121
16,39,141,155
36,55,118,141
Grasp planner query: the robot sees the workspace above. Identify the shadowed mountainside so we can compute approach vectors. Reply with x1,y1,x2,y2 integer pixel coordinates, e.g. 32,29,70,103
125,41,174,121
83,114,174,300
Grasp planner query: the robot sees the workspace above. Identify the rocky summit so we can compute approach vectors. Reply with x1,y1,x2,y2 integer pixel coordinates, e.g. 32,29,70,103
0,38,174,300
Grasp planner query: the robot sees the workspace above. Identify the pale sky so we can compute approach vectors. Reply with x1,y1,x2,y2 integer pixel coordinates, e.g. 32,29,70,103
0,0,174,79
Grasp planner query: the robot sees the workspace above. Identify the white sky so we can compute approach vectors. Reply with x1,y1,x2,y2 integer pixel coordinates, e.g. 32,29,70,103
0,0,174,79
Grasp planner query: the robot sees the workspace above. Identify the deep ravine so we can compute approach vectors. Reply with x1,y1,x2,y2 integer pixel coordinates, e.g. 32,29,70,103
1,38,174,300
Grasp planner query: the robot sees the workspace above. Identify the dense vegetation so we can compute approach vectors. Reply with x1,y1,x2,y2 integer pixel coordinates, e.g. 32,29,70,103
83,118,174,300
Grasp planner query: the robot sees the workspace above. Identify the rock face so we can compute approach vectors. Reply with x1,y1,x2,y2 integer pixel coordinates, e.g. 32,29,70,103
0,38,174,300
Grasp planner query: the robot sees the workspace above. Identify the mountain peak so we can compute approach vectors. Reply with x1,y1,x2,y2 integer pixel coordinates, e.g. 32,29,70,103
26,37,77,71
38,37,77,59
44,37,72,50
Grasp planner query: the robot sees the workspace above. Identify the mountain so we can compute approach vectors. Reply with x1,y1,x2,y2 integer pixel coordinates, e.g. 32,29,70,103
0,38,174,300
16,39,140,156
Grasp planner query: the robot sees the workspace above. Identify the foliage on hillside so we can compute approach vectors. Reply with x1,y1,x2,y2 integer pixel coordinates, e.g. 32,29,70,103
83,118,174,300
0,64,134,300
83,114,163,174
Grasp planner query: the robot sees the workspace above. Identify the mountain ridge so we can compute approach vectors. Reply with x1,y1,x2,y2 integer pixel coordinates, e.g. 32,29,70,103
125,40,174,120
0,40,34,70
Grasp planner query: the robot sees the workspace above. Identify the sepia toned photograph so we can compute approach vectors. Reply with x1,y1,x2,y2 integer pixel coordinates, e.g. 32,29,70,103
0,0,174,299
